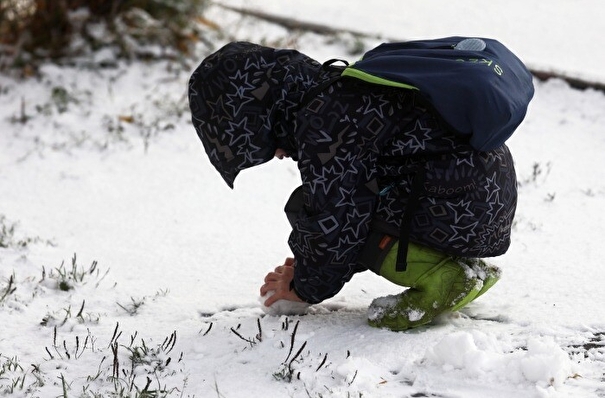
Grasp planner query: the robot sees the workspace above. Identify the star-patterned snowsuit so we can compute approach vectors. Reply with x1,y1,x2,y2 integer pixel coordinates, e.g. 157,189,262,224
188,42,517,304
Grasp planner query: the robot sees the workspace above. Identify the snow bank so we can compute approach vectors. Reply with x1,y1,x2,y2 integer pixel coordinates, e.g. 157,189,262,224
425,330,576,390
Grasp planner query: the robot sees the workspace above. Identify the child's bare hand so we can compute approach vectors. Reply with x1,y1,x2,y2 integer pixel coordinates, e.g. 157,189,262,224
260,257,303,306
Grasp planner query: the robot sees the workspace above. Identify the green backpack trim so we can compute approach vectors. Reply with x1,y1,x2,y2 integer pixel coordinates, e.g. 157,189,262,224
341,66,419,90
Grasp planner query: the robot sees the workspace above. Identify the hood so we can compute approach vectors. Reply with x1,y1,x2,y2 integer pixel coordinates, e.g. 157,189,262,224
188,41,324,188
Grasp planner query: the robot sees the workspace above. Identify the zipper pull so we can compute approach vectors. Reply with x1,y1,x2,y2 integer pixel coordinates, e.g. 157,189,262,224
379,182,395,196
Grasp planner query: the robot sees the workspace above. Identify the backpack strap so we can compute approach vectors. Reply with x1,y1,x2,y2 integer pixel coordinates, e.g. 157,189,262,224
395,168,426,272
356,218,398,274
298,59,347,109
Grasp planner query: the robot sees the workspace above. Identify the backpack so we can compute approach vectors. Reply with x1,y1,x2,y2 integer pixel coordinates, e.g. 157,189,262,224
338,36,534,151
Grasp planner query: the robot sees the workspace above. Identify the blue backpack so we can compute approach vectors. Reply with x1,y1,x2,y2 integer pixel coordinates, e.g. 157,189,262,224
339,37,534,151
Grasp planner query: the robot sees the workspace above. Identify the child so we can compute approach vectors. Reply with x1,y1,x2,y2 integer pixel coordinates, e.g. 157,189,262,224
188,40,531,330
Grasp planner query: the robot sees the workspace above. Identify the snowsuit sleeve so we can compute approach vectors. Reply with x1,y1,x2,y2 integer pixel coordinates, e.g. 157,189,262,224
288,86,397,304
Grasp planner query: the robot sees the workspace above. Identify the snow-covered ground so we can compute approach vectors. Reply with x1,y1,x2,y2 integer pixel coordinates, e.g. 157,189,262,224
218,0,605,82
1,1,604,397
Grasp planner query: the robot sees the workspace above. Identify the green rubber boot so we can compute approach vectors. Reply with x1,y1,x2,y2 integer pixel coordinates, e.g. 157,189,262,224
367,242,499,331
450,257,501,312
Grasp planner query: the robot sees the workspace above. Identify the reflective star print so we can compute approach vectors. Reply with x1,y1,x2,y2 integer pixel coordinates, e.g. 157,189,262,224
225,70,256,117
484,172,502,203
450,221,479,243
362,93,390,118
328,235,362,263
486,192,506,224
335,186,358,208
309,164,340,195
207,95,231,125
402,119,432,153
446,199,476,224
341,206,373,238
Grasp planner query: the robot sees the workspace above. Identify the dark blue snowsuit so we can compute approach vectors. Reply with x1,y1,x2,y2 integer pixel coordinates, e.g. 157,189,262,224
188,42,517,304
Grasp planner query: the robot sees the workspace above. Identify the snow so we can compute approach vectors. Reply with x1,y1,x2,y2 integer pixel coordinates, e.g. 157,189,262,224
218,0,605,82
1,1,605,397
259,292,311,316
